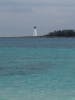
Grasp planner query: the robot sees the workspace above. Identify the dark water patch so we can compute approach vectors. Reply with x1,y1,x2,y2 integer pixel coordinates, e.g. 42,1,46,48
0,37,75,48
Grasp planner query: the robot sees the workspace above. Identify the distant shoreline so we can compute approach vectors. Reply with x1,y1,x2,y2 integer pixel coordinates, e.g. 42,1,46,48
43,30,75,38
0,35,45,38
0,29,75,38
0,36,75,38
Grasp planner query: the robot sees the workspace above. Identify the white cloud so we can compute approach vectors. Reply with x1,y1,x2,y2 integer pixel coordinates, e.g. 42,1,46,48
0,0,75,13
0,0,75,36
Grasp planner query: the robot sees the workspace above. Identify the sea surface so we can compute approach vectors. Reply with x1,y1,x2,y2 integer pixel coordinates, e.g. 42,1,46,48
0,37,75,100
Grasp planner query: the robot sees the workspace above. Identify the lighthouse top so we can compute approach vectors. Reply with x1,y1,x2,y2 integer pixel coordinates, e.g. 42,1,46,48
34,26,37,29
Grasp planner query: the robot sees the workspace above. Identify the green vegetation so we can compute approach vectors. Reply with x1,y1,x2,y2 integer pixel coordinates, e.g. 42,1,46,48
44,30,75,37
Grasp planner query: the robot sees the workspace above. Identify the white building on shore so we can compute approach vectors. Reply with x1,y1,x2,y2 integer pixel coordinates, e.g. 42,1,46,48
33,26,37,36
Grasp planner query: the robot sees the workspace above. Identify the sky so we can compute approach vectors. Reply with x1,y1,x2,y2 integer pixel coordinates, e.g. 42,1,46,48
0,0,75,36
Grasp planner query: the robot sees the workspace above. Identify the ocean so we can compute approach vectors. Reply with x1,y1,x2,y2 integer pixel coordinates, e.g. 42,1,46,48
0,37,75,100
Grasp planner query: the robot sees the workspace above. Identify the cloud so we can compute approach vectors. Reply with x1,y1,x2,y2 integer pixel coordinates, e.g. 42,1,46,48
0,0,75,36
0,0,75,13
0,0,32,13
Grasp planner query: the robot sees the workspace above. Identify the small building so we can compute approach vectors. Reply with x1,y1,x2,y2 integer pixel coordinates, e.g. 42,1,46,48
33,26,37,36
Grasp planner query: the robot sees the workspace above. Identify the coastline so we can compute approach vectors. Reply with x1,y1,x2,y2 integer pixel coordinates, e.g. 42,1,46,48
0,36,75,38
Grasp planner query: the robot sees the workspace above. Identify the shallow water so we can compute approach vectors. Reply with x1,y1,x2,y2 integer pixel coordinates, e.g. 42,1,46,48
0,37,75,100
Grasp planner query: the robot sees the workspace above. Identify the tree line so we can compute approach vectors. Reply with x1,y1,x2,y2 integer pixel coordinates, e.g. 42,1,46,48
44,30,75,37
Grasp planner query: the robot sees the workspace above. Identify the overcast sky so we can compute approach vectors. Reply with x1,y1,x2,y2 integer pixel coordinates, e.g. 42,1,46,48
0,0,75,36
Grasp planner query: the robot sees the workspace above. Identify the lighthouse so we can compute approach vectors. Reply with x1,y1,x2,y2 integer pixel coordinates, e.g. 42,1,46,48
33,26,37,36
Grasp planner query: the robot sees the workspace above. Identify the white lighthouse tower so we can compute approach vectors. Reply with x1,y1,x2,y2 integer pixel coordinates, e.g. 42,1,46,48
33,26,37,36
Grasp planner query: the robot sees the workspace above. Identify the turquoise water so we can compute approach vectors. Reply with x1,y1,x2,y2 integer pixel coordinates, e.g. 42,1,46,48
0,38,75,100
